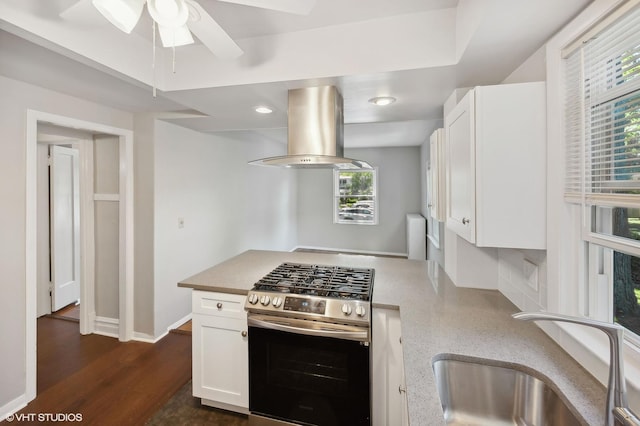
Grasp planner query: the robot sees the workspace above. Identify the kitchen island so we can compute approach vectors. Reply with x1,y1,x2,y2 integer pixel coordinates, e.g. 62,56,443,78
179,249,605,425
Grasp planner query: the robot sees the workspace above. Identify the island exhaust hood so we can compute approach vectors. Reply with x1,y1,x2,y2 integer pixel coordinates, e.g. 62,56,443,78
249,86,372,169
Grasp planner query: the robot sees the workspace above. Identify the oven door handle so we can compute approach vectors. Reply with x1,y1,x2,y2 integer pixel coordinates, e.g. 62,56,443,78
247,315,369,342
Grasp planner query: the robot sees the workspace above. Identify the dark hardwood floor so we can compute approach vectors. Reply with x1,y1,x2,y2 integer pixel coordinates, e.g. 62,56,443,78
19,317,192,425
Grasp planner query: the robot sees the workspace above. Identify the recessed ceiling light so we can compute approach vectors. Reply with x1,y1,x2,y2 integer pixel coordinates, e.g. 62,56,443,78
368,96,396,106
255,106,273,114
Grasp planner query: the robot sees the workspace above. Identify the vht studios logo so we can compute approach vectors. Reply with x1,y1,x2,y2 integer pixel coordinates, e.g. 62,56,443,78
5,412,83,422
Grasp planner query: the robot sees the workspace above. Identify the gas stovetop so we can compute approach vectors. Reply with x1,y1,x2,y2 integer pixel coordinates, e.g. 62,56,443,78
245,262,375,325
253,262,374,300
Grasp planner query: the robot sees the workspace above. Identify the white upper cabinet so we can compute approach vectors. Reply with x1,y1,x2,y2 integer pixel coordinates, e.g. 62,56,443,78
428,128,446,222
444,82,546,249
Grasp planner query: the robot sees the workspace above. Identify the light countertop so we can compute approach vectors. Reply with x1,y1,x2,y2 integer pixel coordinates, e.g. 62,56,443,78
179,249,606,425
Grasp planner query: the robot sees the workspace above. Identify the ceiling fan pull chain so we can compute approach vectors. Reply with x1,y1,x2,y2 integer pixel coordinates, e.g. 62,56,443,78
172,28,177,73
152,20,157,97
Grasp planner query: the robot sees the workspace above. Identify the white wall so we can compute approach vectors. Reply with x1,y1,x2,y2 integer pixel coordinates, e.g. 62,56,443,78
496,45,548,311
151,123,297,337
297,147,422,255
0,74,132,417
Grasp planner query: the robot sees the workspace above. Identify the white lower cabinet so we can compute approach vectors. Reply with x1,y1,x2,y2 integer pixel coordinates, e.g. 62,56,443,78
372,308,408,426
192,290,249,413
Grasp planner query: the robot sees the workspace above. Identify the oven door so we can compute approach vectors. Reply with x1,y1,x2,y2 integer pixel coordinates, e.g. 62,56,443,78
248,314,370,426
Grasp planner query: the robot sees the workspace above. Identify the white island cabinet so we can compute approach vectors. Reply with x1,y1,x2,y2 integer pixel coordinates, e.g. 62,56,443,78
444,82,546,249
372,308,409,426
192,290,249,413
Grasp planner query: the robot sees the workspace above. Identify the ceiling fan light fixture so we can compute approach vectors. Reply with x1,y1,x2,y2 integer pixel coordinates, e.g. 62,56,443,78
148,0,190,28
158,24,194,47
92,0,145,33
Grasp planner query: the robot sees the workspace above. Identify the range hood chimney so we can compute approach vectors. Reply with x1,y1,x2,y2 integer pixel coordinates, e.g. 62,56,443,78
249,86,372,169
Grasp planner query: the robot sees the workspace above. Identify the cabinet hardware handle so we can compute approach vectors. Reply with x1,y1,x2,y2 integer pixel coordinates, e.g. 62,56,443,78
217,302,223,309
462,217,470,225
399,385,406,394
241,331,247,337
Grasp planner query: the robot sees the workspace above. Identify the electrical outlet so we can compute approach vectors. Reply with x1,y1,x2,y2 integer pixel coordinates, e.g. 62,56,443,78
178,217,184,229
523,259,538,291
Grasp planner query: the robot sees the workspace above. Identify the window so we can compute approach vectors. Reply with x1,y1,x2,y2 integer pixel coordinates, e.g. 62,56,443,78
564,4,640,339
334,169,377,225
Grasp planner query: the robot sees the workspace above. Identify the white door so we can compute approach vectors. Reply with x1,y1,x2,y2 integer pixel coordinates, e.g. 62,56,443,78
50,145,81,311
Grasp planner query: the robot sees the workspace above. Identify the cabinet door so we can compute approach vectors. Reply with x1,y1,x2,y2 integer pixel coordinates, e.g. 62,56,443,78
192,313,248,408
445,90,476,243
372,309,404,426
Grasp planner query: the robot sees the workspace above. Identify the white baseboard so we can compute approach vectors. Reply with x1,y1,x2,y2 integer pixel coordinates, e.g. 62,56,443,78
93,316,119,338
132,332,159,343
0,393,28,423
166,312,192,333
292,245,406,258
131,313,192,344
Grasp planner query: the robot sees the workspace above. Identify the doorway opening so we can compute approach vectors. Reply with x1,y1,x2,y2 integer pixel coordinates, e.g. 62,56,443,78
37,125,123,335
25,110,134,403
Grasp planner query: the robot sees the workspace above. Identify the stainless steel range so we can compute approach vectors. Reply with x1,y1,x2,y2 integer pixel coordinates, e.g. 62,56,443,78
245,262,374,426
246,262,374,326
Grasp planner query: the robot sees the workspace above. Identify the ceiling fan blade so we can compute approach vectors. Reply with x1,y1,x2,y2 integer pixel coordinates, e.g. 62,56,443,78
185,0,243,59
59,0,108,27
218,0,316,15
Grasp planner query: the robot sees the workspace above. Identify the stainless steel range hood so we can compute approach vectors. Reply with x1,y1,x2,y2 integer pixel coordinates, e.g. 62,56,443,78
249,86,372,169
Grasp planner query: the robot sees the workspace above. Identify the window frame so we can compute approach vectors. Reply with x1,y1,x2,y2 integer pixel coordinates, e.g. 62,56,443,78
333,168,378,225
563,2,640,344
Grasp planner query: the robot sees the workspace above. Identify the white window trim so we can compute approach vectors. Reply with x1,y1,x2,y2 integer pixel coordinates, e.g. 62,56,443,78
333,168,379,225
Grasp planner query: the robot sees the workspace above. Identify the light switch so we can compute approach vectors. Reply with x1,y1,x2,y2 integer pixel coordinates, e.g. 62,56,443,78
178,217,184,229
523,259,538,291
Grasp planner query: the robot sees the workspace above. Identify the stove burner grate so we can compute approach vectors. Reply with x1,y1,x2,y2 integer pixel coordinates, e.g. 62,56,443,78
253,262,374,301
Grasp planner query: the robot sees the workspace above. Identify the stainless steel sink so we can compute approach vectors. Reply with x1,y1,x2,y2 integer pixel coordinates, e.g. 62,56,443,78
432,354,586,426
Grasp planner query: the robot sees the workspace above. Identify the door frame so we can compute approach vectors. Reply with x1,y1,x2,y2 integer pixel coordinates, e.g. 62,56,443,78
25,109,134,401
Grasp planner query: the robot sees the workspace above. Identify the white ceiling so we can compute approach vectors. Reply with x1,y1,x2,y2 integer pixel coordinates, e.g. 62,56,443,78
0,0,592,148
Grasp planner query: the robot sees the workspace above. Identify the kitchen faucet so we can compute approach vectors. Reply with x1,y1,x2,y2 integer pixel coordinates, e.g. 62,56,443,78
512,311,640,426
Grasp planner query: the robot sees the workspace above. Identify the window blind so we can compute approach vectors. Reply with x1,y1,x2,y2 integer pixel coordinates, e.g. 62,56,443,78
565,4,640,207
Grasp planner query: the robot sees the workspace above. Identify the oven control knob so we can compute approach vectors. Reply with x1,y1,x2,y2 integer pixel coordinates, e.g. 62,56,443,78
260,295,271,306
355,305,366,317
272,296,283,308
248,293,259,305
341,304,352,316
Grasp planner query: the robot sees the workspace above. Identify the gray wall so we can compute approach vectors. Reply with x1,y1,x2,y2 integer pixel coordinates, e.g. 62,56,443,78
94,135,120,320
133,114,156,336
297,146,422,255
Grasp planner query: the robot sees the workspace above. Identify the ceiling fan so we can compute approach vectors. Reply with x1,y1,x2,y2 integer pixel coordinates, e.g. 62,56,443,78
60,0,316,59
